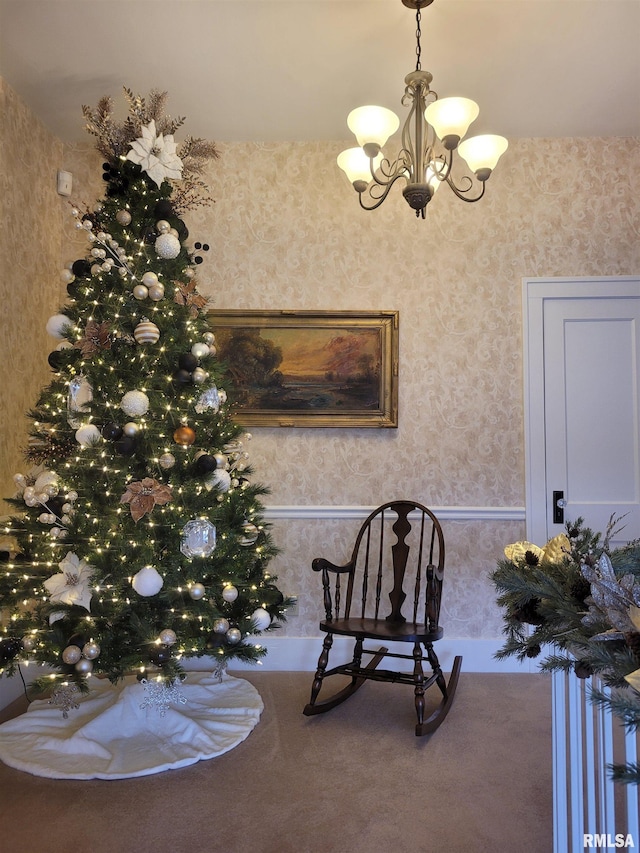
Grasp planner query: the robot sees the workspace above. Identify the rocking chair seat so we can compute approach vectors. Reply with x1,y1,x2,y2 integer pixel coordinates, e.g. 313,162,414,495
303,500,461,735
319,618,443,644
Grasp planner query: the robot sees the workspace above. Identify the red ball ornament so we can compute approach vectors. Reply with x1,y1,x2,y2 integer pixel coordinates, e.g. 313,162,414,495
173,425,196,446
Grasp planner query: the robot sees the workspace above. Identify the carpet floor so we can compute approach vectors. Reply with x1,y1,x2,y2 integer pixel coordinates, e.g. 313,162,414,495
0,670,552,853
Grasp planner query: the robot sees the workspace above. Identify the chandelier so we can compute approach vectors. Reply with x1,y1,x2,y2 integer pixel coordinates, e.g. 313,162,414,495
337,0,508,219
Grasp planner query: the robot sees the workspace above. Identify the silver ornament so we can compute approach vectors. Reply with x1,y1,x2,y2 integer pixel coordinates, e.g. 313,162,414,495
159,452,176,469
222,585,238,603
123,421,139,437
213,618,230,634
226,628,242,645
191,342,209,359
133,284,149,301
189,582,206,600
75,657,93,674
62,645,82,665
82,641,100,660
148,283,165,301
159,629,177,646
116,209,132,226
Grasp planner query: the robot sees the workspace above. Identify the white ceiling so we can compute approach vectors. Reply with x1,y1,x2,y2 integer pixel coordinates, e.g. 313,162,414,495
0,0,639,145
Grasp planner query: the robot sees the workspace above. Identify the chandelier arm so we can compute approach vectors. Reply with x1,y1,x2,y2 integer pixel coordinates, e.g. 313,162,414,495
357,172,409,211
443,174,487,203
369,153,410,187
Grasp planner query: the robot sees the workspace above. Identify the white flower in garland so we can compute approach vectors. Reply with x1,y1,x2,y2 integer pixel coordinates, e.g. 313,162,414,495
43,551,95,612
126,119,183,187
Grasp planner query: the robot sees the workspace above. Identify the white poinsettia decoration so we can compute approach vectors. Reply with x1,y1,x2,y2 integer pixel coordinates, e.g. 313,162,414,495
43,551,95,611
126,119,183,187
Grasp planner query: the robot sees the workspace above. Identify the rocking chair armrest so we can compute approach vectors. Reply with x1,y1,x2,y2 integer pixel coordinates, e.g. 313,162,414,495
312,557,353,574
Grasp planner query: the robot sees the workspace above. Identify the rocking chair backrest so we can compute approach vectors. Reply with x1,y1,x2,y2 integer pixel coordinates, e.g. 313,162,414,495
338,501,445,629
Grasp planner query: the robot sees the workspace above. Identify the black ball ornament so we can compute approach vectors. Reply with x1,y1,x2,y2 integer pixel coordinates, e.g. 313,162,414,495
141,224,157,245
148,646,172,666
45,496,65,517
0,637,22,665
67,632,87,649
0,550,10,564
48,350,63,371
195,454,217,475
72,259,92,279
178,353,198,372
173,368,192,385
114,435,136,456
154,199,174,219
174,220,188,241
101,422,124,441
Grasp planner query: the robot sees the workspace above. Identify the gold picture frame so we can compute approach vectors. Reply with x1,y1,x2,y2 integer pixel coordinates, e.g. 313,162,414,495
208,310,399,428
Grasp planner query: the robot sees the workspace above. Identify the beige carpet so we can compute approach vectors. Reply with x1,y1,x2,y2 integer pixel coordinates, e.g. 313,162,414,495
0,670,552,853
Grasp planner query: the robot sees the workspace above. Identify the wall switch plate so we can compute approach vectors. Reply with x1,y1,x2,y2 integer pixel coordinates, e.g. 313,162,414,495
57,170,73,197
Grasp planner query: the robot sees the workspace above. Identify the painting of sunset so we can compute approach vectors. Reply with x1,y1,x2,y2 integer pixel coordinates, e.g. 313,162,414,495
215,325,382,412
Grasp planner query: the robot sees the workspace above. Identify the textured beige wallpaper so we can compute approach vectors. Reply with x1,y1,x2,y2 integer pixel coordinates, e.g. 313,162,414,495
2,77,640,642
0,79,67,517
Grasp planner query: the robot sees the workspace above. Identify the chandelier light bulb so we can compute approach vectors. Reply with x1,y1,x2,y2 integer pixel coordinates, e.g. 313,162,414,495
337,147,384,190
457,134,509,181
425,159,448,193
424,97,479,149
347,105,399,154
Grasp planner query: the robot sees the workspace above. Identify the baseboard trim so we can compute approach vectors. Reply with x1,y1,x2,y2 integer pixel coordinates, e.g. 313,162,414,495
262,505,526,521
216,636,535,675
0,637,535,711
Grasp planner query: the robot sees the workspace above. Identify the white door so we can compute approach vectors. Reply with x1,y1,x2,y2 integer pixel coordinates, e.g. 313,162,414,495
524,277,640,548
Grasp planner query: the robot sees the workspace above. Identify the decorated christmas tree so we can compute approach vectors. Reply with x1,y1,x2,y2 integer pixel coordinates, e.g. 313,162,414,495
492,517,640,784
0,89,287,704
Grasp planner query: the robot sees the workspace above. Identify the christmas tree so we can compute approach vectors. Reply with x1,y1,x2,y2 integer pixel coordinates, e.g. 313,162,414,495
0,89,288,700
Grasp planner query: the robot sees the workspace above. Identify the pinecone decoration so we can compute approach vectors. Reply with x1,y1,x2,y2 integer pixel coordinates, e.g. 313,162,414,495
574,660,594,679
513,597,545,626
624,631,640,664
568,574,592,606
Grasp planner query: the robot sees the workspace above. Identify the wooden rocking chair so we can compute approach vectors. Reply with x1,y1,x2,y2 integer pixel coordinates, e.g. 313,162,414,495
303,501,462,735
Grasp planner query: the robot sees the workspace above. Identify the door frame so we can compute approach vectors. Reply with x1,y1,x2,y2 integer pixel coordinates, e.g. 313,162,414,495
522,276,640,545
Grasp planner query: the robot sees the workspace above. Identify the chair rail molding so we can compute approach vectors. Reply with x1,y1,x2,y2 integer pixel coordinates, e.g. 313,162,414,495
262,505,525,522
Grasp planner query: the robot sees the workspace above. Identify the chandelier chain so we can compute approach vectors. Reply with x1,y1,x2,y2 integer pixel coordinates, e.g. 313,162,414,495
415,8,422,71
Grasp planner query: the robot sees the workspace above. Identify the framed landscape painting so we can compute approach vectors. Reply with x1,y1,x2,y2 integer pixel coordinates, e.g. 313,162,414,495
207,310,399,427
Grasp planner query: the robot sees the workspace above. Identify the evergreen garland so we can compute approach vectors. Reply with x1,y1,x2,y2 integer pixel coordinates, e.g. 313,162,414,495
491,516,640,785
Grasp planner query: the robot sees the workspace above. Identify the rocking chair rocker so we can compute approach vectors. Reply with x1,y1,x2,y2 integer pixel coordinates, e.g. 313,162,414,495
303,501,462,735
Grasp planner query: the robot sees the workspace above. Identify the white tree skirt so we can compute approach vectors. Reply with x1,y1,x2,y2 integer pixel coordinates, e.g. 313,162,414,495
0,671,263,780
